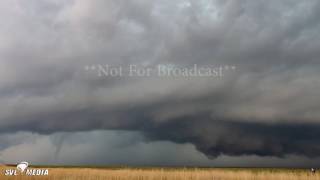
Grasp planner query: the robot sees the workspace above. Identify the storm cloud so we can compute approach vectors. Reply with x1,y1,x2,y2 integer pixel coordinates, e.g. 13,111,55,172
1,0,320,164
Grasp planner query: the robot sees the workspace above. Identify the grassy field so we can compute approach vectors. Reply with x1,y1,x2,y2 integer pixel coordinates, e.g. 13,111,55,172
1,166,320,180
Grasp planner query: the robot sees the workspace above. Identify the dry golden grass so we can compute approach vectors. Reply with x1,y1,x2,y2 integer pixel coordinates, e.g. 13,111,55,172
1,165,320,180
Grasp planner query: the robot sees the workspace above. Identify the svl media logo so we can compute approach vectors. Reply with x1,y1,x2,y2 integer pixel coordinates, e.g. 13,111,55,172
17,161,29,172
4,161,49,176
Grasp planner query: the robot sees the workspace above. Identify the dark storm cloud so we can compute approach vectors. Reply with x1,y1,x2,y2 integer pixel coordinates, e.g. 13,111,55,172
144,116,320,158
3,131,320,167
1,0,320,161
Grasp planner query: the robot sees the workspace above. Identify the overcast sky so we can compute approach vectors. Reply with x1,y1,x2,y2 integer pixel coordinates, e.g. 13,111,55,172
1,0,320,167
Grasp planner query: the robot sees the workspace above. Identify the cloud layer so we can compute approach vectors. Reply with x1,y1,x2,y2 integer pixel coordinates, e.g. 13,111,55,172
1,0,320,163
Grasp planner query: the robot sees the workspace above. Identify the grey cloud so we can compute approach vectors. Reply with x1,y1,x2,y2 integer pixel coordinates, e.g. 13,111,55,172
0,0,320,164
2,131,320,167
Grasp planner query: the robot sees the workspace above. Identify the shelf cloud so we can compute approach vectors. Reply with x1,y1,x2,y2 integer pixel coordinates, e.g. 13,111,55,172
1,0,320,163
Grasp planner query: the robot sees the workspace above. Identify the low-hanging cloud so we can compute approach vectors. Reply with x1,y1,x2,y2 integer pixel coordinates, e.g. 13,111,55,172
1,0,320,160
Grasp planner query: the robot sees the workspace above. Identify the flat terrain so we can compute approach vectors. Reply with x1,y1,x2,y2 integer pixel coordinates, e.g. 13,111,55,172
1,166,320,180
